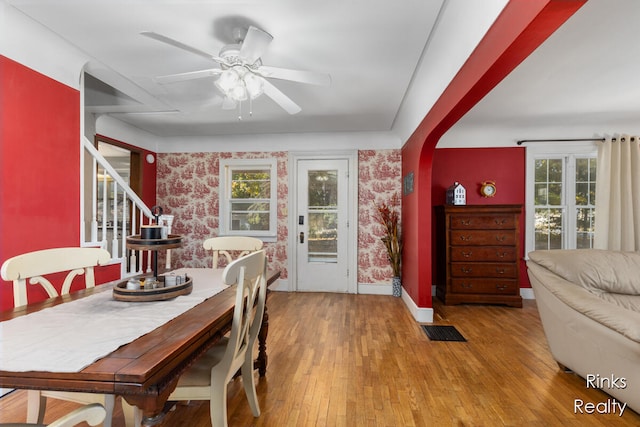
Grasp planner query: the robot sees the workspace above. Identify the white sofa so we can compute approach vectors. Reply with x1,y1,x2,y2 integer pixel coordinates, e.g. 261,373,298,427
526,249,640,414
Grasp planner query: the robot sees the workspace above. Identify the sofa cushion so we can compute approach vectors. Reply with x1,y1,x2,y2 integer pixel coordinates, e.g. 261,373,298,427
527,260,640,343
528,249,640,295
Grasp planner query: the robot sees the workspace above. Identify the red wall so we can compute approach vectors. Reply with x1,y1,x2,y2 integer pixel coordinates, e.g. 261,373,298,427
431,147,530,288
400,0,586,309
0,56,154,310
1,56,82,255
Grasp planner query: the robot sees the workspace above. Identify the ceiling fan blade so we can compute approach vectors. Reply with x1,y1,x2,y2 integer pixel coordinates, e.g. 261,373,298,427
140,31,226,64
258,65,331,87
261,78,301,115
239,26,273,65
155,68,222,84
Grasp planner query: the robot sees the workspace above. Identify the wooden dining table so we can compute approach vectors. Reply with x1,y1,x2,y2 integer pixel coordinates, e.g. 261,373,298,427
0,269,280,426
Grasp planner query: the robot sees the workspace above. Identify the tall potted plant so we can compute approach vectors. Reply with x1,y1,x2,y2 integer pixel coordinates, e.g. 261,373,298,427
374,193,402,296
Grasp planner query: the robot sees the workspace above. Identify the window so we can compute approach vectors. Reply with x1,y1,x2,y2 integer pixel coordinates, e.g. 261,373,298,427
219,159,277,240
526,143,597,253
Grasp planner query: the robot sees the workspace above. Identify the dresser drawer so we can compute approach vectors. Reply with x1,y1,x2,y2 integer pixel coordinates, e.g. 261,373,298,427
451,279,518,294
450,246,517,262
450,230,516,246
450,262,517,278
450,215,516,230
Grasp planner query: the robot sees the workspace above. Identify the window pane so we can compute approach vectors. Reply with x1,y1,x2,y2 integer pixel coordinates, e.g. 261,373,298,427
535,159,547,182
231,170,271,199
231,212,270,231
574,157,596,248
576,158,588,181
230,202,270,211
308,212,338,262
548,184,562,205
575,183,588,204
308,170,338,208
308,169,338,263
534,184,548,205
576,208,595,249
548,159,563,182
535,208,563,250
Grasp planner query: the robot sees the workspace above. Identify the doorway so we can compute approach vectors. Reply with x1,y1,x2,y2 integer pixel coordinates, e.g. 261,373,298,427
291,153,357,293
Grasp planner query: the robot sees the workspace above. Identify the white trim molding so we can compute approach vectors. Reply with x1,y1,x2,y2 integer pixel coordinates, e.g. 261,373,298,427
358,283,392,295
520,288,535,300
402,290,434,323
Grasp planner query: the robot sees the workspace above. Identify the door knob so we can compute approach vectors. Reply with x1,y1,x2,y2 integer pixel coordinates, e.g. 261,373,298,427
299,232,304,243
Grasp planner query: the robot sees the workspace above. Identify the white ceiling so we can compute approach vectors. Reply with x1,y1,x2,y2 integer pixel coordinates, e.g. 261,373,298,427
441,0,640,147
6,0,445,138
6,0,640,145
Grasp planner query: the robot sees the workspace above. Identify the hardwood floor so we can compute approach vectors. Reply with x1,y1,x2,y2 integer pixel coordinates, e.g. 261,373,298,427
1,292,638,426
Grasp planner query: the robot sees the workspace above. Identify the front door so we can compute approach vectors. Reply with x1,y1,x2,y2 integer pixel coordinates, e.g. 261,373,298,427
295,159,350,292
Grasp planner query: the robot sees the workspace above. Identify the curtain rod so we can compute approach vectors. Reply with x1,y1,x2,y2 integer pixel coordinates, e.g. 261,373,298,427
516,138,606,146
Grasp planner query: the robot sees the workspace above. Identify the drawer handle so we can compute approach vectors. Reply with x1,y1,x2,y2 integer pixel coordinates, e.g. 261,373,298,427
496,285,508,291
496,251,508,258
461,267,473,274
460,235,472,241
461,219,472,226
462,251,473,258
494,218,507,225
496,268,506,274
495,235,507,242
461,282,473,289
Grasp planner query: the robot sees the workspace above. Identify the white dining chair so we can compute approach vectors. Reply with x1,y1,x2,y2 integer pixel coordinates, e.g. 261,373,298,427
169,249,267,427
0,248,119,427
0,403,106,427
203,236,263,269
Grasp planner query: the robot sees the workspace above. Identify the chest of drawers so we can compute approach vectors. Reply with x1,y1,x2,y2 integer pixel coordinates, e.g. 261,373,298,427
435,204,523,307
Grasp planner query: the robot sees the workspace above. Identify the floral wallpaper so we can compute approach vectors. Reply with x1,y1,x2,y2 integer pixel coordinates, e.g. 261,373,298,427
156,149,401,287
357,150,403,284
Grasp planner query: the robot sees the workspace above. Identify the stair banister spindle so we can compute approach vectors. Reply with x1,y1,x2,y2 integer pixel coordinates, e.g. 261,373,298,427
101,172,108,250
129,205,139,275
121,196,128,275
90,154,98,242
111,181,119,258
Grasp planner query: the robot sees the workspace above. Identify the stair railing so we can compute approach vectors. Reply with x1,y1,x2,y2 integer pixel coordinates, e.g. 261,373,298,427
82,137,173,277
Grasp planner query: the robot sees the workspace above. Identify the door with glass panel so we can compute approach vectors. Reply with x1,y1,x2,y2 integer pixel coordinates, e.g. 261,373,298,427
296,159,349,292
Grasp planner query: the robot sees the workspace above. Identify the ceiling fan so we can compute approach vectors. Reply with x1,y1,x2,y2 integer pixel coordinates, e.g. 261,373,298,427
141,26,331,115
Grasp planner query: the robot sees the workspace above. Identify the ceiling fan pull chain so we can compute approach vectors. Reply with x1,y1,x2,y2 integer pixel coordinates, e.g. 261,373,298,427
237,100,243,121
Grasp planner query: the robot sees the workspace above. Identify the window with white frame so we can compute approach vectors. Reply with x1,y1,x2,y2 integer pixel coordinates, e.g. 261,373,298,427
525,142,597,254
219,158,277,240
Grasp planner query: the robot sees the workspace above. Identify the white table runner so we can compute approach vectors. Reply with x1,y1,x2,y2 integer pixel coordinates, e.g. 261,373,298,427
0,268,227,373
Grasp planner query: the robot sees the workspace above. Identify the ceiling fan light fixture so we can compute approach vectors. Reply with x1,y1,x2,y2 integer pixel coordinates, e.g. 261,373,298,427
215,68,240,93
215,65,263,103
229,84,248,102
243,72,264,99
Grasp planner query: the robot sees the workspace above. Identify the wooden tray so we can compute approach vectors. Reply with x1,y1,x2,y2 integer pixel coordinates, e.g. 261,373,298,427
113,276,192,302
126,234,183,251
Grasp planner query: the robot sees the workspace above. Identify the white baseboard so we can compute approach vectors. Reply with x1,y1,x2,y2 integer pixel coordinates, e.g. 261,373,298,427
520,288,535,299
358,283,392,295
401,289,434,323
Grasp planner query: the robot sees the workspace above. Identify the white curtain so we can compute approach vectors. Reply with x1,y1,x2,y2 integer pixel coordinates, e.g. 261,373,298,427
594,135,640,250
